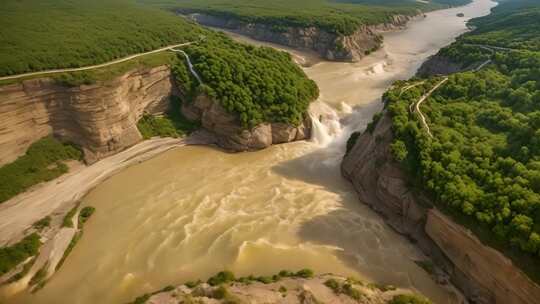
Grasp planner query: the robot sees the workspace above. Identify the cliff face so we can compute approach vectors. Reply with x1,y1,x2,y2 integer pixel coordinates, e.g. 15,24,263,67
341,111,540,304
0,65,312,166
416,54,466,76
187,13,418,62
0,66,175,165
182,93,310,151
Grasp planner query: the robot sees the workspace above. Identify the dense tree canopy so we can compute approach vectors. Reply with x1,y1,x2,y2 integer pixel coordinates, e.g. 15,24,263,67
379,0,540,277
179,32,319,128
141,0,470,35
0,0,203,77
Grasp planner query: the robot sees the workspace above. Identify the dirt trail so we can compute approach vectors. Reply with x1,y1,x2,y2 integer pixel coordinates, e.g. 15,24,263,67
0,41,199,81
413,78,449,138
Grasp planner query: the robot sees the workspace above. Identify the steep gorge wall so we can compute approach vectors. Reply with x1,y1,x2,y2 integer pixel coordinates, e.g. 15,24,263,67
417,54,467,76
0,65,312,166
341,111,540,304
186,13,419,62
181,94,310,151
0,66,175,165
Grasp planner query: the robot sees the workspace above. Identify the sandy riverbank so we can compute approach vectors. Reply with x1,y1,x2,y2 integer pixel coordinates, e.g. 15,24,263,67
0,133,212,247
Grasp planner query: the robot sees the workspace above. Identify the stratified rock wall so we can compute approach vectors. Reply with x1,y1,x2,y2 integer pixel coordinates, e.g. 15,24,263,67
341,110,540,304
0,65,312,166
0,66,175,165
416,54,466,76
181,93,310,151
187,13,419,62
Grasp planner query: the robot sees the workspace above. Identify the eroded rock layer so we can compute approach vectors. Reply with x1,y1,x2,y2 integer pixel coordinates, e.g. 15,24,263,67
187,13,418,62
341,111,540,304
0,65,312,166
182,93,310,151
0,66,175,165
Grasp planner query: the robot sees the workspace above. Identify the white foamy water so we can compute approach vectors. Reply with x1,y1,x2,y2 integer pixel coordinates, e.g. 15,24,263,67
2,1,496,303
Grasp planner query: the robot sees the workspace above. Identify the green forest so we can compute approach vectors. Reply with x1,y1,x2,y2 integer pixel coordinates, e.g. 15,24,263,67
0,0,471,78
381,0,540,278
182,32,318,128
0,0,203,77
142,0,470,36
438,0,540,65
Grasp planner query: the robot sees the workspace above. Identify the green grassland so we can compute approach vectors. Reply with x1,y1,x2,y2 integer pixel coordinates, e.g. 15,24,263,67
141,0,470,35
379,0,540,280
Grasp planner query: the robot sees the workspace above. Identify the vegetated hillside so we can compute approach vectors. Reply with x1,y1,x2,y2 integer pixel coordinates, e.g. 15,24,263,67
183,32,318,128
141,0,470,36
381,0,540,280
437,0,540,65
0,0,204,77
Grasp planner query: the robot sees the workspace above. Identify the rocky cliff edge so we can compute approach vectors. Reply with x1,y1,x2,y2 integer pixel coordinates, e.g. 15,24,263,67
341,111,540,304
186,13,420,63
0,65,312,166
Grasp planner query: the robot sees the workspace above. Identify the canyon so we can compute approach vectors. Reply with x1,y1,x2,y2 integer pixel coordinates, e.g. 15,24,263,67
2,1,523,304
186,13,418,62
0,65,310,167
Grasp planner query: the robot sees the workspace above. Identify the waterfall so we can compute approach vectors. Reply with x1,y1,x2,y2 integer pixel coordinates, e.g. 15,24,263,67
308,100,342,146
170,49,203,84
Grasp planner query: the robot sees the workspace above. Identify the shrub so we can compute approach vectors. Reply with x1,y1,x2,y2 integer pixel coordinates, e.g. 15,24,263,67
414,260,435,275
342,283,362,300
278,270,295,277
62,202,81,228
0,233,41,275
390,140,408,162
78,206,96,226
365,112,383,134
324,278,363,300
133,293,151,304
388,294,432,304
207,271,235,286
29,263,48,287
32,216,51,231
137,97,200,139
0,137,82,204
295,269,314,278
185,279,202,288
324,279,340,293
346,132,361,155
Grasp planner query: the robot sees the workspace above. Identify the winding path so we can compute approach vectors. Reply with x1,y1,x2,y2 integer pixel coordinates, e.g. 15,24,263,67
463,43,516,53
0,41,200,81
410,44,504,138
412,78,449,138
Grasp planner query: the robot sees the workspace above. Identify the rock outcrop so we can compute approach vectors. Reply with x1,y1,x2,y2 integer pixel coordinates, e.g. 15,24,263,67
416,54,467,76
186,13,420,62
341,111,540,304
132,273,418,304
0,65,312,166
182,93,310,151
0,66,175,165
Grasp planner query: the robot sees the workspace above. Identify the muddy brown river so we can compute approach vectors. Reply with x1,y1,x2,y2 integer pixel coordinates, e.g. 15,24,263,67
3,1,496,303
